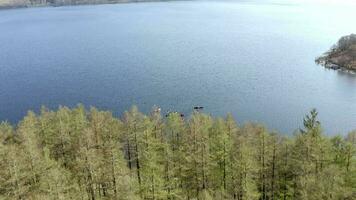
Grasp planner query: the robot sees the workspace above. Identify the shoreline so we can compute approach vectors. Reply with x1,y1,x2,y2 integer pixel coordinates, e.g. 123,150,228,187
0,0,178,10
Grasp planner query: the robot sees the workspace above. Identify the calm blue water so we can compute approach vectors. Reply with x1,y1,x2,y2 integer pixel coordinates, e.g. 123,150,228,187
1,1,356,134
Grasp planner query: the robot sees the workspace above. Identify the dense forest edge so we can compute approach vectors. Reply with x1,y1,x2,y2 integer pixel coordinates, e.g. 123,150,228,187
0,0,170,9
0,105,355,199
316,34,356,71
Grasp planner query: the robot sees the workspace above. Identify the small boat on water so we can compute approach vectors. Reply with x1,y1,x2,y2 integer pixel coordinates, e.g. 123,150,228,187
193,106,204,110
165,111,184,118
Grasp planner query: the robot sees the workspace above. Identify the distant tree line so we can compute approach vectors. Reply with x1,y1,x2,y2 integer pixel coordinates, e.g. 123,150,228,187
0,0,164,8
333,34,356,51
0,106,355,199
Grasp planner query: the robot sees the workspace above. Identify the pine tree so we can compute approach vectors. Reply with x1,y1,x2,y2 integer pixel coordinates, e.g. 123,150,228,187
230,123,259,200
291,109,336,200
123,106,166,199
1,143,30,199
17,111,45,196
276,137,293,200
164,112,187,199
208,117,232,198
0,122,27,199
182,112,213,198
39,148,80,200
122,106,145,197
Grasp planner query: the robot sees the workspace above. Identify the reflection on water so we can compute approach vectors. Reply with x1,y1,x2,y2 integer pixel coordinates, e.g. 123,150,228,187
337,70,356,79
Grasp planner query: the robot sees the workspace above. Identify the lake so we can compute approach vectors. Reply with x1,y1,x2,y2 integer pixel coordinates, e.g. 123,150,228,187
1,0,356,134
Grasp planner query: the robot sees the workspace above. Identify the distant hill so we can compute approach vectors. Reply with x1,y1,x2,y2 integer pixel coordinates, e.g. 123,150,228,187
316,34,356,71
0,0,165,9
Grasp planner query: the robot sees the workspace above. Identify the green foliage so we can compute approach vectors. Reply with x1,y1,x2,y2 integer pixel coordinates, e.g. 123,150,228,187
0,106,355,199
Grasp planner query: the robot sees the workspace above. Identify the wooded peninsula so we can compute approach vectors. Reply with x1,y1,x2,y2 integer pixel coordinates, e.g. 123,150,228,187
0,106,355,199
316,34,356,71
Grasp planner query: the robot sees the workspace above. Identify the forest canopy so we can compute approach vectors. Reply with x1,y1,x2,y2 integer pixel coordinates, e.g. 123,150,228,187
0,106,355,199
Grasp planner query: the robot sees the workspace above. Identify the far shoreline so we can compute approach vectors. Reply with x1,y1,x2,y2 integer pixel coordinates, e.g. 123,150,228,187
0,0,183,11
